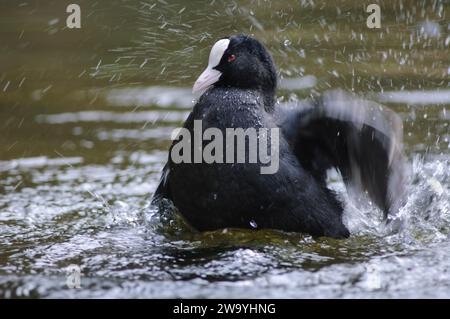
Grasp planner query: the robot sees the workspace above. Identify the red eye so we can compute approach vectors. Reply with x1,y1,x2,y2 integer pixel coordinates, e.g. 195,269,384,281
227,54,236,62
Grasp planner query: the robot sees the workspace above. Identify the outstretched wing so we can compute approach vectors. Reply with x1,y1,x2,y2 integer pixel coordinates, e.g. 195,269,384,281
279,90,406,217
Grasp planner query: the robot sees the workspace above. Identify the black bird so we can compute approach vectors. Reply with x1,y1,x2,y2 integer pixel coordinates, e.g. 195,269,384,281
152,34,406,238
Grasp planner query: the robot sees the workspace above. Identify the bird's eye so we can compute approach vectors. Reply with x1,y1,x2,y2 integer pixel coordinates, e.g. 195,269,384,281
227,54,236,62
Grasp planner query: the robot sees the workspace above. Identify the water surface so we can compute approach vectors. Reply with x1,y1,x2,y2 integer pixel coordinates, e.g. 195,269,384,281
0,0,449,298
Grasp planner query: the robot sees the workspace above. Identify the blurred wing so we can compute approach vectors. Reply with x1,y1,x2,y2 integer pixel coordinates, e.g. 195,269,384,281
280,90,406,217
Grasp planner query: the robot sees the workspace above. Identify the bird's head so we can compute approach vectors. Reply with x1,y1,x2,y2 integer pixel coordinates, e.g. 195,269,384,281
193,35,277,99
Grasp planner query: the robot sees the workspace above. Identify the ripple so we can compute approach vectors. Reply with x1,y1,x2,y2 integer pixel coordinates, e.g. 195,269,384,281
36,111,189,124
377,90,450,105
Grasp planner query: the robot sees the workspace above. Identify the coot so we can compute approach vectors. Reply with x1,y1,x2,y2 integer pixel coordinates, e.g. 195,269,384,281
152,34,405,238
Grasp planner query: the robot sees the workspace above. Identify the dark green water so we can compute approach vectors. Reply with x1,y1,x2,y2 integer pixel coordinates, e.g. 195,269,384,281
0,0,449,298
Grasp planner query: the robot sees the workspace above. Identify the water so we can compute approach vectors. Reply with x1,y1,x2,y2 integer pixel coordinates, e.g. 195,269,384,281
0,0,449,298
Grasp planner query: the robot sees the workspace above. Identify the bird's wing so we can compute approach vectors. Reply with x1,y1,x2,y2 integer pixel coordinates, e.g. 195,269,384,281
151,110,196,206
151,161,171,205
279,90,407,217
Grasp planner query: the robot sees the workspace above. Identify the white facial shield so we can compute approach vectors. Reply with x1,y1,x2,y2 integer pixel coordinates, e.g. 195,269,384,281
192,39,230,96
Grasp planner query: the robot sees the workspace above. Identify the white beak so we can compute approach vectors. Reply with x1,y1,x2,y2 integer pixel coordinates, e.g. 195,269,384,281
192,67,222,96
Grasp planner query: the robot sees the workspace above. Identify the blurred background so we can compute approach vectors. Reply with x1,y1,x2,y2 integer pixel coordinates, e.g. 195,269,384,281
0,0,449,298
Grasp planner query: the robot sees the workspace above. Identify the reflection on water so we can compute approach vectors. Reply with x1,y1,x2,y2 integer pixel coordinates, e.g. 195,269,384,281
0,0,449,298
